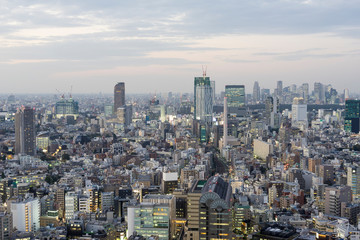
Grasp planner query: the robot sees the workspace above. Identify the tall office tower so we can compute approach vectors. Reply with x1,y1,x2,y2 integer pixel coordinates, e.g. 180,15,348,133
344,100,360,133
56,188,65,218
127,203,170,240
223,97,228,148
65,192,78,220
276,80,283,103
194,75,213,124
344,89,350,101
55,98,79,119
0,211,12,240
11,198,40,232
253,81,260,103
291,97,307,128
101,192,114,212
291,84,297,93
114,82,125,112
261,88,270,101
314,82,325,103
270,96,281,129
347,165,360,196
324,185,352,217
225,85,245,107
187,180,207,240
301,83,309,103
211,80,216,104
264,96,274,124
15,106,36,156
199,176,232,239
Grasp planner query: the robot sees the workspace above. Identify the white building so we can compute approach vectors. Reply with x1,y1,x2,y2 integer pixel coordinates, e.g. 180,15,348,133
291,97,307,128
253,139,273,160
65,192,78,220
11,198,40,232
101,192,114,212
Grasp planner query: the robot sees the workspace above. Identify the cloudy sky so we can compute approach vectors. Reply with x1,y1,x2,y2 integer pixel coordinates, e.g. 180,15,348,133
1,0,359,94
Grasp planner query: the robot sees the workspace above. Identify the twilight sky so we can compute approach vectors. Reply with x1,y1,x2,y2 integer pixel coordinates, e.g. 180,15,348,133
0,0,359,94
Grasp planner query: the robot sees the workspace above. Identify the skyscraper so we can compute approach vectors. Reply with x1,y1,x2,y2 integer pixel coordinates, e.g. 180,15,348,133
194,76,213,124
253,81,260,103
225,85,245,108
276,80,283,103
344,99,360,133
15,106,36,156
291,97,307,128
114,82,125,112
199,176,232,239
314,82,325,103
301,83,309,103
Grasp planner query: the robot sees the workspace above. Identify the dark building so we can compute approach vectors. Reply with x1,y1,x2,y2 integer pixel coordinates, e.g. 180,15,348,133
252,223,299,240
199,176,232,240
344,99,360,133
114,82,125,112
15,106,36,156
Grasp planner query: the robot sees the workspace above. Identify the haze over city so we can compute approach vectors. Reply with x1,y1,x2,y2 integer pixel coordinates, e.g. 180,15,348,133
1,0,360,94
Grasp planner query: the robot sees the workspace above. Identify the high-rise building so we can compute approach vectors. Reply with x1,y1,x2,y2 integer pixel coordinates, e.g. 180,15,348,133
162,172,178,194
187,180,206,240
114,82,125,112
127,203,170,240
276,80,283,103
324,186,352,216
253,81,260,103
225,85,245,108
55,98,79,119
301,83,309,103
15,106,36,156
11,198,40,232
65,192,78,220
194,76,213,124
291,97,307,128
347,165,360,197
314,82,325,103
344,100,360,133
0,211,12,240
319,164,334,185
199,176,232,239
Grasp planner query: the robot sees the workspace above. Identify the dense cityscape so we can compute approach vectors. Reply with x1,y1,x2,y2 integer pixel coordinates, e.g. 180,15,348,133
0,76,359,240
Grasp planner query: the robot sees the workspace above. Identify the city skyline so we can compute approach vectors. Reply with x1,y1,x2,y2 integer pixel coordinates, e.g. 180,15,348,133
0,0,359,94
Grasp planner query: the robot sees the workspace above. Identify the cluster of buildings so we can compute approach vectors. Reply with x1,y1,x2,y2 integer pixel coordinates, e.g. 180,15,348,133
0,77,358,240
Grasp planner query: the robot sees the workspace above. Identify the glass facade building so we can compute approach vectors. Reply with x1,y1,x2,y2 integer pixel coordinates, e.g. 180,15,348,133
55,99,79,119
345,100,360,133
194,77,213,124
225,85,245,107
133,204,170,240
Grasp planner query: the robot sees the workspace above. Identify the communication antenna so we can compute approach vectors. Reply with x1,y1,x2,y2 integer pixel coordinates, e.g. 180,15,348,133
202,65,207,78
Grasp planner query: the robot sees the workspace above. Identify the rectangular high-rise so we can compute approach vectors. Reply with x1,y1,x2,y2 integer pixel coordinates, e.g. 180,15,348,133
15,106,36,156
225,85,245,108
194,76,213,124
114,82,125,112
344,99,360,133
11,198,40,232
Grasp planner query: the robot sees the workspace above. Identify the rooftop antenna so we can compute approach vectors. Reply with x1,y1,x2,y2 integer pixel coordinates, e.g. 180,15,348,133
202,65,207,78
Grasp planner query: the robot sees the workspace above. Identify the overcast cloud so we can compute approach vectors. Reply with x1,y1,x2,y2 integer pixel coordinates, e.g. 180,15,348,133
0,0,359,94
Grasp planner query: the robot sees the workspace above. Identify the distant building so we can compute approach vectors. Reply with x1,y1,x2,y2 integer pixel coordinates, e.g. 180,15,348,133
15,106,36,156
344,99,360,133
291,97,307,128
11,198,40,232
55,98,79,119
114,82,125,112
253,81,260,103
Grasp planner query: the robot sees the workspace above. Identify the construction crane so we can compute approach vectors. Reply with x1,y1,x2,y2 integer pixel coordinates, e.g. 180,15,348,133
55,89,65,99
